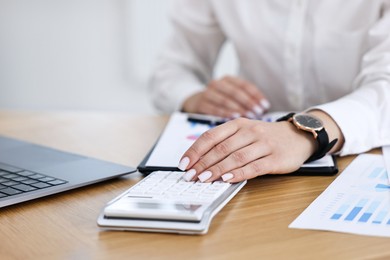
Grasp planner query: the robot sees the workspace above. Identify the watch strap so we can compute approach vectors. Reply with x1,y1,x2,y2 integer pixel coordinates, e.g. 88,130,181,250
306,129,338,163
276,112,295,122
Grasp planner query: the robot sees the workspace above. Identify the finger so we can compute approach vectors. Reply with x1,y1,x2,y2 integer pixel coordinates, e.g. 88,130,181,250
213,77,265,117
179,118,247,171
225,76,271,111
224,76,264,101
197,99,237,118
190,129,259,181
222,156,276,183
204,86,247,115
210,79,257,112
199,142,272,182
207,90,246,115
194,90,235,117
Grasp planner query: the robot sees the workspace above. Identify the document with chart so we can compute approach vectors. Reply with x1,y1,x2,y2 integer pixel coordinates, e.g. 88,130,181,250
290,154,390,237
382,145,390,182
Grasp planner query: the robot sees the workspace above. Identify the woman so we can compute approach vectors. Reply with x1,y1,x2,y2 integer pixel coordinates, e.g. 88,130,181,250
151,0,390,183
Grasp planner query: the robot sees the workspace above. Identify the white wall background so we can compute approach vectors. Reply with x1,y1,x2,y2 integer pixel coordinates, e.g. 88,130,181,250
0,0,236,114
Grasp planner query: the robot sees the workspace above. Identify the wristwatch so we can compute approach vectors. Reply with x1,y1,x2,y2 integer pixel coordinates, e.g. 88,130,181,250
277,112,338,162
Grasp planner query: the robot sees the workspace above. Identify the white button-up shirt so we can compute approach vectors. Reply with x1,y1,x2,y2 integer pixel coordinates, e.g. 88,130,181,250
150,0,390,156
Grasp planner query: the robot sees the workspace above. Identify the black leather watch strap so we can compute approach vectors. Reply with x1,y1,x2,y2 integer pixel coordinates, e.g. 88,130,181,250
276,112,295,123
306,129,337,162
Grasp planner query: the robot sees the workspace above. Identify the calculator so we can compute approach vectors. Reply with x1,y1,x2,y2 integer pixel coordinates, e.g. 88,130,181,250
97,171,246,234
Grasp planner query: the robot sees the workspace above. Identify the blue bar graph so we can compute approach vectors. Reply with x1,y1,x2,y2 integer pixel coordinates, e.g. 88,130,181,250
369,168,383,179
380,171,388,180
359,213,372,223
358,201,381,223
331,204,350,220
331,214,342,220
375,184,390,192
345,199,368,221
372,205,389,224
291,156,390,237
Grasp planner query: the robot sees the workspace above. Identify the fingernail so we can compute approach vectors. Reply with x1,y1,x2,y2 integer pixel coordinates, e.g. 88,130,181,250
245,111,256,119
260,99,271,110
183,169,196,182
252,105,264,116
221,173,234,182
178,157,190,171
231,112,241,119
198,171,212,182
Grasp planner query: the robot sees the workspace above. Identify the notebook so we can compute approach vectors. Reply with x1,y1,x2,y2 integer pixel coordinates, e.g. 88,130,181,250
0,135,136,208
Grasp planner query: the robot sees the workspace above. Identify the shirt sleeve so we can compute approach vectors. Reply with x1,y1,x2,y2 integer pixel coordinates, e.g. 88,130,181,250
315,4,390,156
150,0,226,112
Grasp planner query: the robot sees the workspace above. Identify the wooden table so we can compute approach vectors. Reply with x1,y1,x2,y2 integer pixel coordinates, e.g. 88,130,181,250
0,110,388,259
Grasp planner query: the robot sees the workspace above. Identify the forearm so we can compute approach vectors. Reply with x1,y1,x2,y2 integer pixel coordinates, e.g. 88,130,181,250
307,110,345,154
150,0,226,112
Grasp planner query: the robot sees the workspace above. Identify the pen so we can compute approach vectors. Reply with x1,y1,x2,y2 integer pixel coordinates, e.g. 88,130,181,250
187,114,227,126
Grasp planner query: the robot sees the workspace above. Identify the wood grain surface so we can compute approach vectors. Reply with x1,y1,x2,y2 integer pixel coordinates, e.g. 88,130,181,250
0,110,388,259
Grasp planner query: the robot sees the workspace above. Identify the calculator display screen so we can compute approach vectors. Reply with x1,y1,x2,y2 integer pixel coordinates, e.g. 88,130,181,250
105,197,207,221
132,201,202,212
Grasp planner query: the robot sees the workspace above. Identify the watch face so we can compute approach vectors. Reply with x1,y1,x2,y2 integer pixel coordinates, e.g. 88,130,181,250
293,114,323,131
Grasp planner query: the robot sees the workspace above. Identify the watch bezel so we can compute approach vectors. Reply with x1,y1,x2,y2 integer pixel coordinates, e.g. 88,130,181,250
290,114,324,138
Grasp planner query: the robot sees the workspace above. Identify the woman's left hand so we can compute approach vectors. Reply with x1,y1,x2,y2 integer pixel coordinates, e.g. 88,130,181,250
178,118,317,183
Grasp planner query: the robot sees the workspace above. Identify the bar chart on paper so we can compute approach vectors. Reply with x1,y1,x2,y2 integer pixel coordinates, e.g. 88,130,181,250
146,113,211,167
290,154,390,237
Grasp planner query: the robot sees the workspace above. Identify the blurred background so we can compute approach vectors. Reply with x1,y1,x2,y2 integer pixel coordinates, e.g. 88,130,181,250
0,0,236,115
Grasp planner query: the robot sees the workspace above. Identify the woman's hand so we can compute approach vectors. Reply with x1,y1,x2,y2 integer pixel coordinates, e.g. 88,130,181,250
178,118,317,183
182,76,270,119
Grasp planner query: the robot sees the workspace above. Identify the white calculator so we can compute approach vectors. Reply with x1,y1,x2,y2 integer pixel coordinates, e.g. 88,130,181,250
97,171,246,234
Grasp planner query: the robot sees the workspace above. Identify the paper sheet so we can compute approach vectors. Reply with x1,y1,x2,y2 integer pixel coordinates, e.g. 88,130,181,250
382,146,390,182
146,112,211,167
289,154,390,238
146,112,334,168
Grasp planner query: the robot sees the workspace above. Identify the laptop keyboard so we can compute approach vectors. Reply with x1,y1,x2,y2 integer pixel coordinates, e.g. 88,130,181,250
0,163,67,198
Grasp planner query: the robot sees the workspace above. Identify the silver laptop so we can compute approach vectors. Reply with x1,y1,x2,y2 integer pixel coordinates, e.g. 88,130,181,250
0,135,136,208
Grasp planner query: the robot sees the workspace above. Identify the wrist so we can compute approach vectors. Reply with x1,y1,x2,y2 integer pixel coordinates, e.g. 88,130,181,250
277,112,338,162
281,121,318,162
306,110,344,153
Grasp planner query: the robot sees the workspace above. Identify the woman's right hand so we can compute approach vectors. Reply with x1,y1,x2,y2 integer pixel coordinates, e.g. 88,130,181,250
182,76,270,118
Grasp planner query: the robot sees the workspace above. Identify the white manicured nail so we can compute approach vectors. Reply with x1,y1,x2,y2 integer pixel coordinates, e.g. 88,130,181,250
198,171,212,182
221,173,234,182
260,99,271,110
183,169,196,182
252,105,264,116
231,112,241,119
178,157,190,171
246,111,256,119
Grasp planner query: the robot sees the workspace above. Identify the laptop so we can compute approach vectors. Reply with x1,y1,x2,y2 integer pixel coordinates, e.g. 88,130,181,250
0,135,136,208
